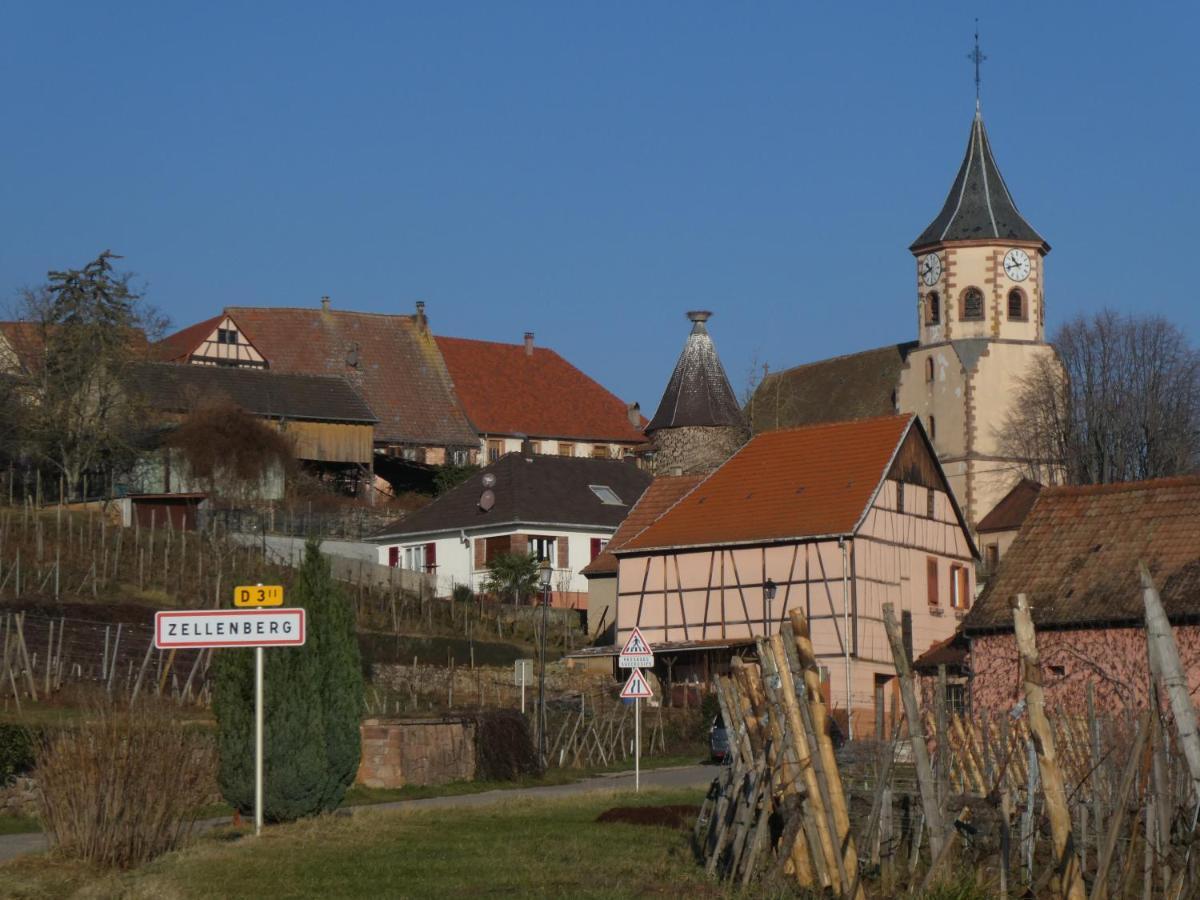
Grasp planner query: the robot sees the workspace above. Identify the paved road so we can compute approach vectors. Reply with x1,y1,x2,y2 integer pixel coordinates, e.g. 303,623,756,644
0,764,716,865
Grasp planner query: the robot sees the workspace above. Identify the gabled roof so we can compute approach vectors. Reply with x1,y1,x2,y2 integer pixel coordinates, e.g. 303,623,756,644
220,307,477,448
371,452,654,541
965,477,1200,633
977,478,1043,534
647,312,744,434
621,415,921,553
748,343,915,433
154,314,225,363
435,336,645,443
911,109,1047,251
136,362,376,424
580,474,704,577
1,321,149,376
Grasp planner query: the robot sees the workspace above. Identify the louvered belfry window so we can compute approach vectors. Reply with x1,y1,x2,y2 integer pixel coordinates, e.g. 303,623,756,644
961,288,984,321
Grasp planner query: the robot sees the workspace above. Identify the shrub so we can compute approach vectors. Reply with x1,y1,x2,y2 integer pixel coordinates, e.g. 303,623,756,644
0,724,35,781
35,702,216,869
452,584,475,605
473,710,539,780
213,539,364,822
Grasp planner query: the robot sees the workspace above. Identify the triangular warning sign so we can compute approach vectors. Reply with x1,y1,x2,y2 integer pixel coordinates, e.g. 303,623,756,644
619,627,652,658
620,668,654,700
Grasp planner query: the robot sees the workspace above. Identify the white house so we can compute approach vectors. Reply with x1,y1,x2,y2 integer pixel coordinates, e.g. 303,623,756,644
370,448,652,610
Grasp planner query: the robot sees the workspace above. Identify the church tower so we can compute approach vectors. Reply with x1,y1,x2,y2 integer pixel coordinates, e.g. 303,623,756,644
896,105,1060,530
646,311,747,475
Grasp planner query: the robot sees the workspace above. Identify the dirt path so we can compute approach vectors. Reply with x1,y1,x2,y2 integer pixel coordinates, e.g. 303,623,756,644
0,764,716,864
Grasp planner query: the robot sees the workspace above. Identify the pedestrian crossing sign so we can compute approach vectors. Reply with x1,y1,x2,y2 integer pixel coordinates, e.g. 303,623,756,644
618,627,654,668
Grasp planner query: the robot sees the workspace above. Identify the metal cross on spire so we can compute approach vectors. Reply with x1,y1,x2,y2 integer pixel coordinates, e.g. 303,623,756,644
968,20,987,108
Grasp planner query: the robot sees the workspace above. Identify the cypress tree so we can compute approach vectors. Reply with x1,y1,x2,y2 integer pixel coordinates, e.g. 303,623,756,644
213,540,364,821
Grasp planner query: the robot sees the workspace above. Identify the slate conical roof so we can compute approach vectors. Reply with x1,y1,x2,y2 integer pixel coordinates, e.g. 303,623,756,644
911,107,1048,252
647,311,745,434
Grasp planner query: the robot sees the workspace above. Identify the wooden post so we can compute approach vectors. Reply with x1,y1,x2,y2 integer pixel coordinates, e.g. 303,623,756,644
1012,593,1084,900
881,601,944,859
1140,562,1200,804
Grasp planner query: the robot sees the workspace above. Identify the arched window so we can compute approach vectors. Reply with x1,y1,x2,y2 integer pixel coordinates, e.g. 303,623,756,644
1007,288,1026,321
926,291,940,325
925,358,935,382
960,287,984,321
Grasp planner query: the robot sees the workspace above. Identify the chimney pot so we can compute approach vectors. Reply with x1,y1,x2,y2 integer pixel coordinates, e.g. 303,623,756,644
320,296,331,311
523,331,534,356
415,301,427,331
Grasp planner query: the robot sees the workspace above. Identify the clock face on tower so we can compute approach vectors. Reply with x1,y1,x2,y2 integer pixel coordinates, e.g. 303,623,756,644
919,253,942,286
1003,248,1031,282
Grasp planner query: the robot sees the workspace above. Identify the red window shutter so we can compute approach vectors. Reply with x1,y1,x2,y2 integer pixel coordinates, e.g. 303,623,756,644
957,567,970,609
557,537,568,569
474,539,485,570
926,558,938,605
425,542,437,572
590,538,602,561
388,546,400,568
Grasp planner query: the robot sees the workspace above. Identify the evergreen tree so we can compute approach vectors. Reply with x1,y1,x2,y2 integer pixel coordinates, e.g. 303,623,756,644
213,540,363,821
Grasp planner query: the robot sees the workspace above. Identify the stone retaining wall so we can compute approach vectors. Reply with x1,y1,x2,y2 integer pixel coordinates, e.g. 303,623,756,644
357,717,477,788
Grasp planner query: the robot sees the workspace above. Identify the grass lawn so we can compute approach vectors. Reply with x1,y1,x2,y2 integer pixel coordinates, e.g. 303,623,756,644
0,814,38,835
3,788,732,899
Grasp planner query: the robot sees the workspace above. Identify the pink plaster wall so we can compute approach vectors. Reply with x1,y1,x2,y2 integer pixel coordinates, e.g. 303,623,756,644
970,625,1200,714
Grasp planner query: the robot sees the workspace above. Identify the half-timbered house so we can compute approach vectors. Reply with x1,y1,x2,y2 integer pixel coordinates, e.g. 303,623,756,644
612,413,976,737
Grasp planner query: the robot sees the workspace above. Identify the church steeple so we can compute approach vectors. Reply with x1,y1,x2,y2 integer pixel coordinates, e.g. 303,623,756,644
910,110,1048,252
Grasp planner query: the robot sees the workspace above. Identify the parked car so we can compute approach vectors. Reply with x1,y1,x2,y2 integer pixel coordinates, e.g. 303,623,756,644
709,714,730,763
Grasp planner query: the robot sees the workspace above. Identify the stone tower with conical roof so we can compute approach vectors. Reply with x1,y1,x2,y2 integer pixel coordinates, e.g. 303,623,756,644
897,105,1062,530
646,311,747,475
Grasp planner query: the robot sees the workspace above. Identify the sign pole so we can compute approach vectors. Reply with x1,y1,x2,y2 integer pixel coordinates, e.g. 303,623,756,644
635,696,641,793
254,645,264,837
520,667,526,714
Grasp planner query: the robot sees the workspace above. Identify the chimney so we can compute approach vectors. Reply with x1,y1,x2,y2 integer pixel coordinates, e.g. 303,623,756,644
320,295,331,311
626,402,641,429
415,301,427,332
523,331,534,357
520,436,534,459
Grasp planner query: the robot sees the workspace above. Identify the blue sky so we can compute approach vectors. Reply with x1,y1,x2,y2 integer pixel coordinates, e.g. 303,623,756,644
2,2,1196,408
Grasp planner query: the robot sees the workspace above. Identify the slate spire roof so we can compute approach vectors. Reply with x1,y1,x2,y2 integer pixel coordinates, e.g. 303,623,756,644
911,107,1048,252
646,311,744,434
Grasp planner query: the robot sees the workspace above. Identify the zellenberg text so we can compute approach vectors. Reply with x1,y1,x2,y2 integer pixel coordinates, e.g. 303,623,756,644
165,619,295,638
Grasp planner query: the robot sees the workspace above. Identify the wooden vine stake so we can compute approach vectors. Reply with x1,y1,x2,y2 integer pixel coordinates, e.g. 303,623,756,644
1012,593,1085,900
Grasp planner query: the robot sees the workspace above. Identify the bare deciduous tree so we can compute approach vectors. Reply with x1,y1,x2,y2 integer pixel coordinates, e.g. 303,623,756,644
1001,310,1200,485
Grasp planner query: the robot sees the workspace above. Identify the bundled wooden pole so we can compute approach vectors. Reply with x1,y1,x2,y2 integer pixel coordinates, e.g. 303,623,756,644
1140,561,1200,805
1012,593,1085,900
881,601,944,859
786,610,862,898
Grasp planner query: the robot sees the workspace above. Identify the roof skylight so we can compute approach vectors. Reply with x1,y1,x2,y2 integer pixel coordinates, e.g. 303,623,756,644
589,485,624,506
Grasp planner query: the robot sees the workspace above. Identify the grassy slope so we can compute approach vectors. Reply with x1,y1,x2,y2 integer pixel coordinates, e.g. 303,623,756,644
5,788,723,899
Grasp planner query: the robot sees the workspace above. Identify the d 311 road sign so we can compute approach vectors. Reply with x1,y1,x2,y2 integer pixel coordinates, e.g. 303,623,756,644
234,585,284,608
154,609,306,649
620,668,654,700
618,627,654,669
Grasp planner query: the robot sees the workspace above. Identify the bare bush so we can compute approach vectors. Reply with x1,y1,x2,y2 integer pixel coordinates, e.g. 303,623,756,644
35,701,217,869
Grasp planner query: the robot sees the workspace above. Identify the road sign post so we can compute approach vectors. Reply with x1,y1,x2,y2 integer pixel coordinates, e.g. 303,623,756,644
514,659,533,714
155,588,296,837
619,668,653,792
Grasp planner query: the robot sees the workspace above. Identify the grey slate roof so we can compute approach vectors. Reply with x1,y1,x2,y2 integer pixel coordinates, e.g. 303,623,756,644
137,362,377,424
747,342,916,433
646,311,744,434
371,452,654,540
911,109,1047,251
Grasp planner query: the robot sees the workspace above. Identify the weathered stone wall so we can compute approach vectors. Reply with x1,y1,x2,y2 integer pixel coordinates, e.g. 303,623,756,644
370,660,615,714
357,717,477,788
969,625,1200,714
648,425,746,476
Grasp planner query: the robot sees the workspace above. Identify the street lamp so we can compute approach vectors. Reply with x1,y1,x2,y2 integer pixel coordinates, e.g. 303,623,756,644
537,559,553,768
763,578,777,633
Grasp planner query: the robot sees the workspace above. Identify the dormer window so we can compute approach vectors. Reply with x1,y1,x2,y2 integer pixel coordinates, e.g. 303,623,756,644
217,327,239,345
926,292,940,325
589,485,623,505
960,288,984,321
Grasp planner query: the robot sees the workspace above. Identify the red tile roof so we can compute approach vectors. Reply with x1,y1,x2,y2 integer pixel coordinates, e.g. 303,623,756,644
436,336,646,443
622,414,915,552
154,314,224,362
223,307,477,448
977,478,1042,533
967,476,1200,632
0,322,45,374
580,474,704,576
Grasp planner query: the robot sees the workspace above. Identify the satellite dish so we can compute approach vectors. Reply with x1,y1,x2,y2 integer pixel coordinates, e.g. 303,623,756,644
481,473,497,488
478,489,495,512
